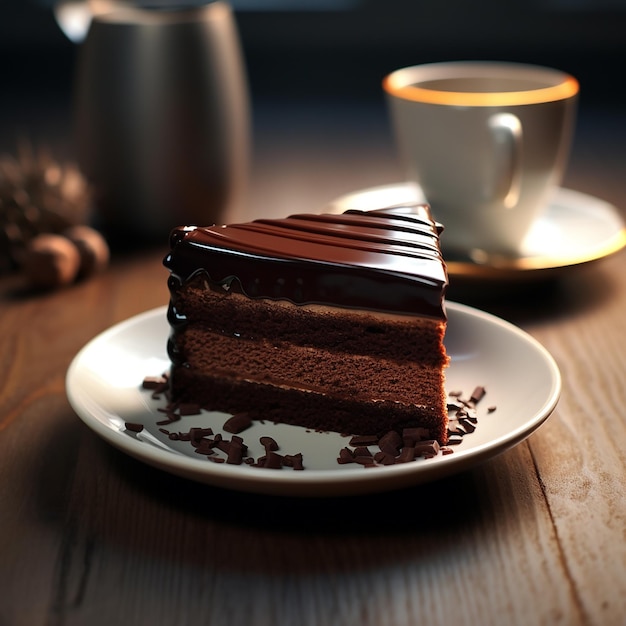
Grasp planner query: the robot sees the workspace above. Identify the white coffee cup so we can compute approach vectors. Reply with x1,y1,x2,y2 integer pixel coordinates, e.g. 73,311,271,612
383,61,579,257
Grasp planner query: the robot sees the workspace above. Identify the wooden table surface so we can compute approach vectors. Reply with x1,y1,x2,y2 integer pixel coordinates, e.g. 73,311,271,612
1,95,625,626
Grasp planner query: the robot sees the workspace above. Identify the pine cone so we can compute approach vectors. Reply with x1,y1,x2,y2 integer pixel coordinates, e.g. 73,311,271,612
0,140,92,273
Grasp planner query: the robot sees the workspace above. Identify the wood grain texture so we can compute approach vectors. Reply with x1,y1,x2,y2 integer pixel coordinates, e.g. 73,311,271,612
1,101,625,626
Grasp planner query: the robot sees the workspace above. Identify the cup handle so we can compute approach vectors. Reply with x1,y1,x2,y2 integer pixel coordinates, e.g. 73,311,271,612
488,112,523,209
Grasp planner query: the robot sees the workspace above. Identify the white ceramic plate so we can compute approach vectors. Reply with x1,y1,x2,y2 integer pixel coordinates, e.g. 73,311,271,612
327,183,626,280
66,304,561,497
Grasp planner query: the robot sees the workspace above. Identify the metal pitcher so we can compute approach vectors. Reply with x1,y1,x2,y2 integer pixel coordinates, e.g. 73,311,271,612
70,1,250,243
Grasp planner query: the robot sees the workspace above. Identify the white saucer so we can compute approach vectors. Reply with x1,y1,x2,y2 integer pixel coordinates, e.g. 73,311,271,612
66,305,561,497
327,184,626,280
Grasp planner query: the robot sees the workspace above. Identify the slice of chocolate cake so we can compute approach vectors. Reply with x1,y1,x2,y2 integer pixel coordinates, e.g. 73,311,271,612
164,204,450,443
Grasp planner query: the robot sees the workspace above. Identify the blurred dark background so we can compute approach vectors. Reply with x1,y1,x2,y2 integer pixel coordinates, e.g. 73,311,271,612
1,0,625,218
4,1,626,99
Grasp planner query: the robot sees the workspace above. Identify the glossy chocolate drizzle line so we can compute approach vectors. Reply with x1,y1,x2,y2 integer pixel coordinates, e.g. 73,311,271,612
163,205,448,318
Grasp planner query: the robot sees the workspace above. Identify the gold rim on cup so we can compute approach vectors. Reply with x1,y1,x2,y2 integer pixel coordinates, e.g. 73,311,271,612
383,62,579,107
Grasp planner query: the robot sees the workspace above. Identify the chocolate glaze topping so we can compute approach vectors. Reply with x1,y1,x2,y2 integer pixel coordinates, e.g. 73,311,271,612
164,205,448,318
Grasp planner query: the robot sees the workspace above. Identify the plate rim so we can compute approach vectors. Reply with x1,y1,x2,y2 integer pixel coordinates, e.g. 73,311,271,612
66,304,561,496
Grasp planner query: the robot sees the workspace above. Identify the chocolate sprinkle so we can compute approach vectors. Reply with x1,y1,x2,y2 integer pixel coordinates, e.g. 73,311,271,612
348,434,379,447
260,436,279,452
223,412,253,434
378,430,403,455
470,386,487,404
283,453,304,471
141,376,167,390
